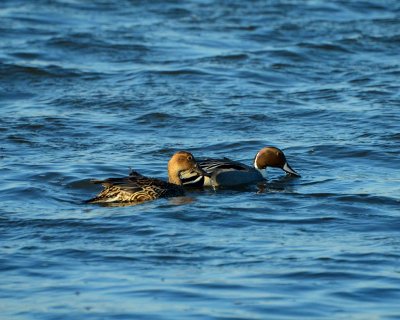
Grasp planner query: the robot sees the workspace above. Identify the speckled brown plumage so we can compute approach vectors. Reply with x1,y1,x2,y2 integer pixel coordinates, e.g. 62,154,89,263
86,151,208,205
86,171,184,204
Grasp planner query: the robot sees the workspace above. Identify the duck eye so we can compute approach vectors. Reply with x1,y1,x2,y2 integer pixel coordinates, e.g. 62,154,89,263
187,156,193,161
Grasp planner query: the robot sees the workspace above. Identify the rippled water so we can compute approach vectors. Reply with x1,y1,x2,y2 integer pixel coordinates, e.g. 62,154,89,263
1,0,400,319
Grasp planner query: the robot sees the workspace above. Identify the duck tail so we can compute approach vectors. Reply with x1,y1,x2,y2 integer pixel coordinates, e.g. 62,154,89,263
85,190,113,204
85,179,112,204
129,170,143,177
85,196,101,204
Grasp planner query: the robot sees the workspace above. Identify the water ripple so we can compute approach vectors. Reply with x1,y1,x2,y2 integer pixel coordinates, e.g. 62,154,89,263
1,0,400,319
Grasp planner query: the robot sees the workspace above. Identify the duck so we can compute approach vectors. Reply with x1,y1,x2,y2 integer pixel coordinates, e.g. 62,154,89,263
86,151,208,204
180,146,300,188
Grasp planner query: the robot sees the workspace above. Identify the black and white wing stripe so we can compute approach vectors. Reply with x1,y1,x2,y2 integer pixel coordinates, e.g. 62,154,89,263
198,158,248,173
180,169,205,187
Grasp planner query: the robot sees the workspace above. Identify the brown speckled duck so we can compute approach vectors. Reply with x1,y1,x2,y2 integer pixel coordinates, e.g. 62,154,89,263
86,151,208,204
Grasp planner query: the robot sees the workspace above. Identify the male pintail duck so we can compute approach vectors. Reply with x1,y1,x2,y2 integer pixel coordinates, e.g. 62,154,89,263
180,146,300,188
86,151,208,204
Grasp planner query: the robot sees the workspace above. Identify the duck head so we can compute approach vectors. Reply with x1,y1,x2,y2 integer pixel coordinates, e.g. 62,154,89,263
168,151,209,185
253,146,300,177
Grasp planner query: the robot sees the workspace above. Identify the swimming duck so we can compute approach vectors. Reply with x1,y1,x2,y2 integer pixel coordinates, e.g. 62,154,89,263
180,146,300,188
86,151,208,204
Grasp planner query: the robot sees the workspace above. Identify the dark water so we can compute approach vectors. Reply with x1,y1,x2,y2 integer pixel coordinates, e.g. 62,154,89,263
1,0,400,319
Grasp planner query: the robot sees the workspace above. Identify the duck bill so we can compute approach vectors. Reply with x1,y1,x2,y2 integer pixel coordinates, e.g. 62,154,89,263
194,164,211,177
282,162,301,177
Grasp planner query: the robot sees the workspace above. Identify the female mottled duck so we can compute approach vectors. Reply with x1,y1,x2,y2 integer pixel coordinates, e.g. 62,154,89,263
86,151,208,205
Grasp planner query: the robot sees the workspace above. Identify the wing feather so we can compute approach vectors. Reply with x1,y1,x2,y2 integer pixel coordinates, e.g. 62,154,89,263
198,158,249,173
87,174,183,204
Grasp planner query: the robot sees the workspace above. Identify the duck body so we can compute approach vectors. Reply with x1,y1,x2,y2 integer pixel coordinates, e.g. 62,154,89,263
181,158,263,187
86,151,207,205
86,171,184,204
181,147,300,188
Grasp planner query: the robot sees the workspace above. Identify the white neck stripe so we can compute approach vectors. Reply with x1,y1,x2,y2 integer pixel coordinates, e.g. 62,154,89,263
253,151,261,169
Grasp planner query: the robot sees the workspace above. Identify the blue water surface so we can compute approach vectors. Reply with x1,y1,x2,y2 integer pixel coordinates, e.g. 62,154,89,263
1,0,400,319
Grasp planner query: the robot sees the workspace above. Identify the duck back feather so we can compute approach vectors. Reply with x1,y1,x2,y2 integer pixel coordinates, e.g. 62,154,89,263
86,175,184,204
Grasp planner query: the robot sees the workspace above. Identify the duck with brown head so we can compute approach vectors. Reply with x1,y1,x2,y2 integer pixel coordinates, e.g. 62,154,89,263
167,151,206,185
86,151,208,204
180,146,300,188
253,147,300,178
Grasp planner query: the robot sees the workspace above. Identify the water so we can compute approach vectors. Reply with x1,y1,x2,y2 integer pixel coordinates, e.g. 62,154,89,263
1,0,400,319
